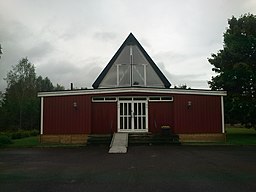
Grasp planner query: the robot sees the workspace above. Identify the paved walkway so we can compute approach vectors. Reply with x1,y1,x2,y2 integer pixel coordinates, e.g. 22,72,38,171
1,146,256,192
109,133,128,153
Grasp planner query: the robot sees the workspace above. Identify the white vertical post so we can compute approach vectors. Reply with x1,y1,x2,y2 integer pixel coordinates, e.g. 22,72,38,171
221,96,225,133
40,97,44,135
136,102,138,130
117,102,120,132
144,64,147,86
146,101,148,131
130,45,133,86
117,64,119,86
141,103,143,129
123,103,125,130
126,103,129,130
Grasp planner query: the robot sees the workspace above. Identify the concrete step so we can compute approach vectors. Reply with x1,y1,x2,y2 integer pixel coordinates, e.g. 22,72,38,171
109,133,128,153
129,133,180,145
87,134,112,145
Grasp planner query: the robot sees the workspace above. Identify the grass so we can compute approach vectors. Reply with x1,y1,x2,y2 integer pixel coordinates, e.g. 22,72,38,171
8,136,40,148
6,136,86,148
226,127,256,145
1,127,256,148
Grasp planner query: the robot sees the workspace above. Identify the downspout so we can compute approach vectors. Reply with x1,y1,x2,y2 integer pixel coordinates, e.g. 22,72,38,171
40,97,44,135
221,96,225,133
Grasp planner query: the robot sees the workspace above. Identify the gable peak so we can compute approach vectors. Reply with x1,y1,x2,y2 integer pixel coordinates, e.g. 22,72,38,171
92,33,171,89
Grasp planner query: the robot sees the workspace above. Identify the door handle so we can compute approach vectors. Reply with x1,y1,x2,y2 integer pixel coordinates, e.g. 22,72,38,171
131,111,134,118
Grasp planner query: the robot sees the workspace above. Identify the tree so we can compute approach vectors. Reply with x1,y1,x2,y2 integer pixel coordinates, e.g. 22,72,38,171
208,14,256,127
54,83,65,91
36,76,54,92
0,57,65,131
4,58,37,130
0,44,3,58
174,84,191,89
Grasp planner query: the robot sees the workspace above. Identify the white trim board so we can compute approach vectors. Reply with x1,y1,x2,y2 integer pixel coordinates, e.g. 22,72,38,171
38,87,227,97
221,96,225,134
40,97,44,135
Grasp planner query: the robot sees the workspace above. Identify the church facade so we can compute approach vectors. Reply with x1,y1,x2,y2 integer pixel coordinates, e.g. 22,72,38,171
38,33,226,143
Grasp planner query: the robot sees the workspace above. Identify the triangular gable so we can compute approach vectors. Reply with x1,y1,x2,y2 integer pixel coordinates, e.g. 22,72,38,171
92,33,171,89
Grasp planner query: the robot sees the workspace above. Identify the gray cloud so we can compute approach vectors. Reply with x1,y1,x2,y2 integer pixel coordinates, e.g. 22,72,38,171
93,32,117,42
27,42,54,60
1,0,256,92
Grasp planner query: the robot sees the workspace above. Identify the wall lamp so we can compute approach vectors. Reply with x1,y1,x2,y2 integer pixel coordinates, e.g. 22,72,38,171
73,101,78,109
187,101,192,109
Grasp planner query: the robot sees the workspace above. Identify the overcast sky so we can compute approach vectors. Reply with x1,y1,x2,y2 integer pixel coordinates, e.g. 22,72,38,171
1,0,256,91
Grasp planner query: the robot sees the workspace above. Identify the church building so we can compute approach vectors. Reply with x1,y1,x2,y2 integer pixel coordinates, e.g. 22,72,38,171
38,33,226,144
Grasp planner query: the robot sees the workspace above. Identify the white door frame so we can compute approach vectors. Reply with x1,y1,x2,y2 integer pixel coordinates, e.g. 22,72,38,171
118,98,148,132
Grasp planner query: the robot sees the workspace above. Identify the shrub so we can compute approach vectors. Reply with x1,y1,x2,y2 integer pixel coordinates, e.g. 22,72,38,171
29,129,39,136
11,130,30,139
0,135,13,146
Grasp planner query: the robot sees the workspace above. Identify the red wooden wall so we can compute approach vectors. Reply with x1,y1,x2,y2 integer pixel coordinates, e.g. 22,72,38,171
91,102,117,134
43,95,91,134
148,102,174,133
173,94,222,133
42,92,223,135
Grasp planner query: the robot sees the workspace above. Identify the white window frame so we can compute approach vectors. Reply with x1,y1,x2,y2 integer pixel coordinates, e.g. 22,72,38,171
92,97,117,102
148,96,173,102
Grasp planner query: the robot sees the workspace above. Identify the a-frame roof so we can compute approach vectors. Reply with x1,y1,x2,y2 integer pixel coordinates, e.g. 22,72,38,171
92,33,171,89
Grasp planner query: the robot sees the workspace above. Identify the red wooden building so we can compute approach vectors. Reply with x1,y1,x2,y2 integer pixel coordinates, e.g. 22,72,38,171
38,33,226,143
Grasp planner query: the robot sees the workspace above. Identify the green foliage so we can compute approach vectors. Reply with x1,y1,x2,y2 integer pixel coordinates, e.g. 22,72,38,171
174,84,191,89
11,130,30,139
0,134,13,146
226,127,256,145
36,76,54,92
8,136,39,148
208,14,256,127
29,129,40,136
0,130,39,140
0,57,65,131
54,83,65,91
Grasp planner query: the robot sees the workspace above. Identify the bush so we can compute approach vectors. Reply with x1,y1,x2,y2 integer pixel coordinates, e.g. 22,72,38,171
10,130,39,139
11,131,29,139
0,129,40,141
0,135,13,146
29,129,39,136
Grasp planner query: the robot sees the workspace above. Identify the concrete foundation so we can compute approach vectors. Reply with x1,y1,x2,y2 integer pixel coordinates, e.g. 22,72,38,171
40,134,88,144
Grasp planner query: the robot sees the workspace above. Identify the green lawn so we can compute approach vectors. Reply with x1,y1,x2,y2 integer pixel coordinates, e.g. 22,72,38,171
7,136,86,148
2,127,256,148
8,136,40,148
225,127,256,145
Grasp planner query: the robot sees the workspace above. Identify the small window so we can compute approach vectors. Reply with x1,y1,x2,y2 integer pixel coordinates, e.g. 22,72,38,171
92,97,104,101
149,96,173,102
105,97,117,101
119,98,133,101
92,97,117,102
161,96,173,101
149,97,160,101
133,97,147,101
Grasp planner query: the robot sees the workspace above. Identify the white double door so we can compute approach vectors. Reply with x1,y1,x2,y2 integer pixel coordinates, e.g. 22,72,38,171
118,98,148,132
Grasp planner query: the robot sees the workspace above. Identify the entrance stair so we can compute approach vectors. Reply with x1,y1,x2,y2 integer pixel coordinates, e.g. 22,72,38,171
129,133,180,145
109,133,128,153
87,134,112,145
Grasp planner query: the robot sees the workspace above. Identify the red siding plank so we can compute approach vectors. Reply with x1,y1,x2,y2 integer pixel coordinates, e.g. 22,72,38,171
148,102,174,133
91,102,117,134
173,94,222,133
43,95,91,134
42,92,223,135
